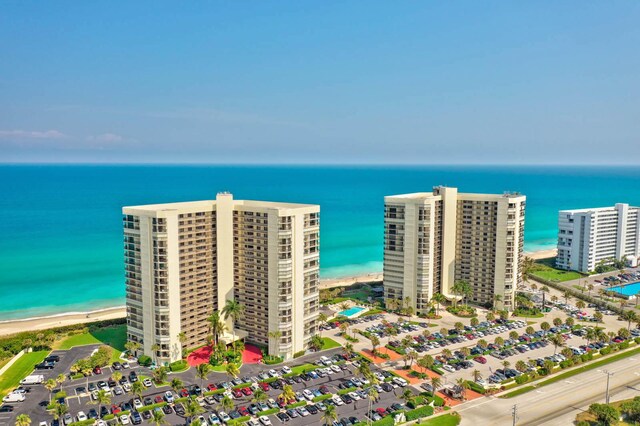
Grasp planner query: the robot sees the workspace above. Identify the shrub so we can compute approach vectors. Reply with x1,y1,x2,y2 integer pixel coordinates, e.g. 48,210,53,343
600,347,612,356
293,350,306,358
263,356,284,365
635,337,640,344
169,360,188,372
138,355,152,366
405,405,434,421
619,341,630,350
407,395,425,409
227,416,251,426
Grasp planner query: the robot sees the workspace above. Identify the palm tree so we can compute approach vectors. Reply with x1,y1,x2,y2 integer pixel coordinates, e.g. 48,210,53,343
401,389,413,406
502,360,511,369
309,334,324,352
184,399,204,424
153,366,168,384
15,414,31,426
44,378,57,403
321,404,338,426
430,376,442,396
196,363,212,389
472,369,482,383
344,342,354,359
370,335,380,354
432,293,446,315
124,340,141,357
92,389,111,419
268,330,282,357
207,310,227,346
151,343,160,365
279,384,296,404
222,299,245,352
49,402,68,422
131,380,144,400
493,294,503,311
150,409,168,426
549,334,565,355
112,371,123,384
220,395,234,413
622,310,637,331
318,312,329,327
170,378,184,395
178,332,187,357
56,373,66,387
456,378,469,401
515,360,527,373
540,321,551,336
252,388,268,404
338,301,350,311
225,362,239,381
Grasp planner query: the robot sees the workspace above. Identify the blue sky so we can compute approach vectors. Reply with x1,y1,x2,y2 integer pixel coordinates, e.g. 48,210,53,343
1,2,639,164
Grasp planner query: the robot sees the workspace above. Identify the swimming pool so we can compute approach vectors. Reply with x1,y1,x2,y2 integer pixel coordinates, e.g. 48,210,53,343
338,306,367,317
609,282,640,296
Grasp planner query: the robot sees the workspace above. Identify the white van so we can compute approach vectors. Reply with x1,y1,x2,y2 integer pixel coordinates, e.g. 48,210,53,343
3,392,26,403
20,374,44,385
393,377,408,387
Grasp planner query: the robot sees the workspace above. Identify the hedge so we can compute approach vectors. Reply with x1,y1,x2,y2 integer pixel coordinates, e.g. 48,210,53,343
466,381,486,394
293,350,306,358
138,355,152,366
227,416,251,426
337,386,357,395
137,402,167,412
312,394,333,403
406,405,435,421
285,401,307,409
169,360,188,372
260,408,280,416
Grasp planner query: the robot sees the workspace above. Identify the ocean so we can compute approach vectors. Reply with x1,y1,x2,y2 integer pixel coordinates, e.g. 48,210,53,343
1,165,639,321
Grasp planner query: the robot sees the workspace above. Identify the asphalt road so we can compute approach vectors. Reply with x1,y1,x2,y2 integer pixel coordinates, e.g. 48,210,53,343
457,352,640,425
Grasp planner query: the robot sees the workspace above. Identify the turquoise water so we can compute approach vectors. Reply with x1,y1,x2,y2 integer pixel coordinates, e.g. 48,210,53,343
609,282,640,297
338,307,367,317
1,165,639,320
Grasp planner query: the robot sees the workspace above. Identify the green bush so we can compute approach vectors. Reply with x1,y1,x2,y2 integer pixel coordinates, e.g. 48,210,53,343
467,381,486,393
138,355,152,366
406,405,434,421
293,350,306,358
619,341,630,350
227,416,251,426
285,401,307,409
600,347,612,356
407,395,426,408
169,360,188,372
635,337,640,344
312,394,332,403
264,356,284,365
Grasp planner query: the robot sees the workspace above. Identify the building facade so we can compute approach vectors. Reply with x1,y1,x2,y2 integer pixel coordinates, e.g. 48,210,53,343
123,193,320,363
556,203,640,273
383,187,525,311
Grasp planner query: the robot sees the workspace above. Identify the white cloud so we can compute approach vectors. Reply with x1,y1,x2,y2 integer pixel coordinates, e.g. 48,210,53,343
0,129,67,140
86,133,125,143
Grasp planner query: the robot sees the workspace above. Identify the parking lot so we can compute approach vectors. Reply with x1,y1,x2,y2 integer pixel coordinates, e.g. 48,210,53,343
2,345,419,426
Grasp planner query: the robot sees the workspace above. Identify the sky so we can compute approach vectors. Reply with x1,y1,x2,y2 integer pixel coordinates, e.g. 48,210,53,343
0,2,639,164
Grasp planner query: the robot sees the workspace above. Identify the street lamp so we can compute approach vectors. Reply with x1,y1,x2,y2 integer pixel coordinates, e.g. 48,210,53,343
602,370,614,404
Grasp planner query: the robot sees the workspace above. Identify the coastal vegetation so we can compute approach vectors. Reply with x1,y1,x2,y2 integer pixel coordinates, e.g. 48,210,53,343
527,257,583,282
0,350,48,397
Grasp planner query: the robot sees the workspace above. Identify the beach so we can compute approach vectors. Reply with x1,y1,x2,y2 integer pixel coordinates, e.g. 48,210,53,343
0,248,557,337
0,306,127,337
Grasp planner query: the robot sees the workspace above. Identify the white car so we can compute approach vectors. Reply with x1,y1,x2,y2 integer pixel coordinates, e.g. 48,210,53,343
143,378,153,387
164,391,174,403
330,365,341,373
281,366,292,375
218,411,231,422
76,411,87,421
302,389,314,401
332,395,344,406
133,398,143,409
122,361,130,368
259,415,272,426
268,369,279,378
120,414,130,425
442,364,455,373
123,383,131,392
38,422,48,426
196,416,209,426
348,391,361,401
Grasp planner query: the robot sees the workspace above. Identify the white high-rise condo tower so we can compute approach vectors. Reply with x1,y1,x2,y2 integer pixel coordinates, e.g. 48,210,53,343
123,193,320,363
383,187,526,311
556,203,640,273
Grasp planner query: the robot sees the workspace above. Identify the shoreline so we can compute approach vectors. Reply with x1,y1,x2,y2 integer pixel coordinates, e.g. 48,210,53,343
0,248,557,337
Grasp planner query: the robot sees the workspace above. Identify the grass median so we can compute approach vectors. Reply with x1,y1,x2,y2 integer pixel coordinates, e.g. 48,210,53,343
0,350,49,398
502,346,640,398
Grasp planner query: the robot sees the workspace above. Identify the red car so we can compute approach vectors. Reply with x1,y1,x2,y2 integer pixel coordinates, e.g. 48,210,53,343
241,387,252,396
180,388,189,398
232,389,243,398
111,405,121,414
375,408,388,417
277,398,287,408
259,382,270,391
238,406,250,416
207,384,217,391
474,356,487,364
93,366,102,375
154,395,164,404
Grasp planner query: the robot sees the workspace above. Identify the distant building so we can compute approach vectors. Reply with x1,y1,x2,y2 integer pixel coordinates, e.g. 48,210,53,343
123,193,320,363
383,187,526,311
556,203,640,273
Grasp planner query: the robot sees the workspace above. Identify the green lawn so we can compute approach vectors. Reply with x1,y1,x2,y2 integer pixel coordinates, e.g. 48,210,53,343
57,324,127,362
529,258,583,283
417,414,461,426
0,350,49,397
321,337,342,350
